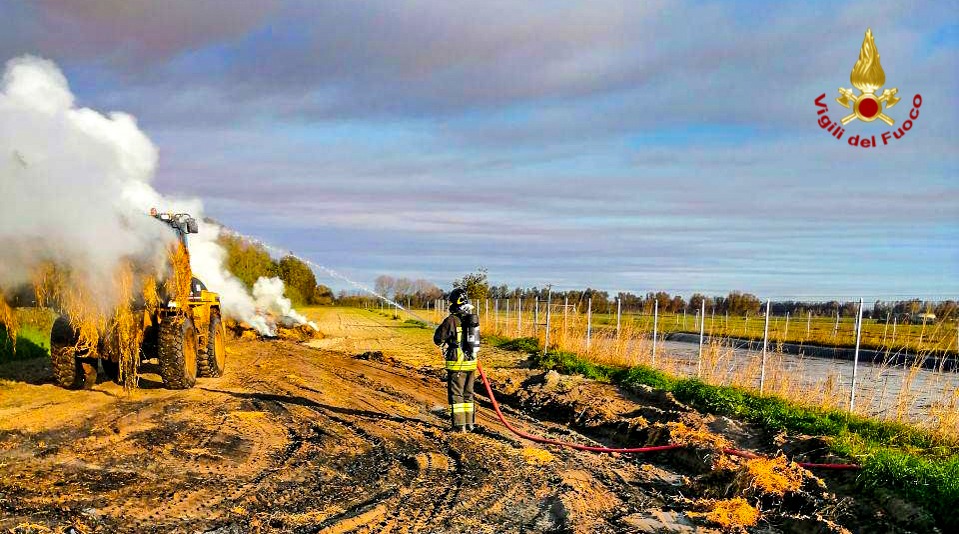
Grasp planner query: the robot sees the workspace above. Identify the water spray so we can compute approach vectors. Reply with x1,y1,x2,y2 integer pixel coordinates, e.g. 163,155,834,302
220,229,436,325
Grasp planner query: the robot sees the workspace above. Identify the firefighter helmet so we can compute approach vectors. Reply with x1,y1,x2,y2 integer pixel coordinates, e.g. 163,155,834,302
449,288,469,307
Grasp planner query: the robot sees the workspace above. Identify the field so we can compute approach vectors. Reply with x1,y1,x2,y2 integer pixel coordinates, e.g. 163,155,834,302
0,308,952,532
0,306,952,532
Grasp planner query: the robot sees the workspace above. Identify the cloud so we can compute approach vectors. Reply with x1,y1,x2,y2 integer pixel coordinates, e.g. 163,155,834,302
0,0,955,297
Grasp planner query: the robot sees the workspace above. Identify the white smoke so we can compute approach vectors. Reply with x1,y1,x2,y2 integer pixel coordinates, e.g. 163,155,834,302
0,55,311,334
253,277,318,333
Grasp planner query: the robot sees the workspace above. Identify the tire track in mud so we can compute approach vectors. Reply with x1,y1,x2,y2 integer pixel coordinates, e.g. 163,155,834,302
266,342,639,534
252,374,467,534
1,324,655,533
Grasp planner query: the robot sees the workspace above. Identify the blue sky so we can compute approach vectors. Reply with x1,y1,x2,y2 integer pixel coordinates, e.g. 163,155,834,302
1,0,956,300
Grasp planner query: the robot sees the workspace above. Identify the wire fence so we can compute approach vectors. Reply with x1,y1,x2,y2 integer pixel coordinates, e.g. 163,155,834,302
407,294,959,438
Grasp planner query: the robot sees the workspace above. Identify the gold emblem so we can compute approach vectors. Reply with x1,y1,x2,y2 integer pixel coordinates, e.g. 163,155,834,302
836,28,900,125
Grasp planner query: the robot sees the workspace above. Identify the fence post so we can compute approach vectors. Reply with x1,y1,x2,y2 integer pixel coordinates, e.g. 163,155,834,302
849,298,864,412
494,299,499,332
518,297,522,335
744,312,748,336
760,299,770,395
616,297,622,339
892,316,897,344
784,312,790,341
683,309,687,330
834,310,840,338
544,287,552,355
698,298,706,377
534,297,539,333
652,299,658,365
807,311,811,339
563,295,569,342
505,298,510,336
586,297,592,353
881,312,889,347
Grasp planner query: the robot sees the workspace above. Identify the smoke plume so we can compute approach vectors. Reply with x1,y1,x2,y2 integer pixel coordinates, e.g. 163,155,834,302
0,55,310,334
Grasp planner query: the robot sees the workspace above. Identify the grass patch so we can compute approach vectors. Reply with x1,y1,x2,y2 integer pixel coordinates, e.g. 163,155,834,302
403,319,429,329
487,333,959,529
0,324,49,363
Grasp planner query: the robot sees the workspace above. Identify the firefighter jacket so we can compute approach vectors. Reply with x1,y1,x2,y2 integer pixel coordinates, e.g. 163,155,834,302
433,314,477,371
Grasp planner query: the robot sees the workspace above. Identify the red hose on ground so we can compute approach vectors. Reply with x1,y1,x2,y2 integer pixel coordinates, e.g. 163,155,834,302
476,363,860,470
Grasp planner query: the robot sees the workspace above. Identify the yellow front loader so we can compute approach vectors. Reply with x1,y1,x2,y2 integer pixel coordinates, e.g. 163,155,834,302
49,212,227,390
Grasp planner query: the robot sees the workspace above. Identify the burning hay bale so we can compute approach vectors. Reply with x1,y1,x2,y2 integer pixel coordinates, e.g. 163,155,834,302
224,316,322,342
277,323,323,342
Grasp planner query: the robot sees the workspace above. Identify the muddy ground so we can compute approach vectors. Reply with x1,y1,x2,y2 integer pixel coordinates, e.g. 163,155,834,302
0,308,934,533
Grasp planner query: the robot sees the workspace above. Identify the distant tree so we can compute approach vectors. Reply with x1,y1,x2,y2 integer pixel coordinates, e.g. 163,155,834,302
726,292,760,316
393,278,414,300
311,284,335,305
277,256,318,306
374,275,395,298
219,234,278,289
935,300,958,320
689,293,707,313
452,269,489,301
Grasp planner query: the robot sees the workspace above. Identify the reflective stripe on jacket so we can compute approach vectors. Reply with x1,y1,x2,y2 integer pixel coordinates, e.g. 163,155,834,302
434,314,477,371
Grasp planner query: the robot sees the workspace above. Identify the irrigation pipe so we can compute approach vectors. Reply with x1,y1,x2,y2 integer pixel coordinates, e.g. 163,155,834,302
476,363,860,470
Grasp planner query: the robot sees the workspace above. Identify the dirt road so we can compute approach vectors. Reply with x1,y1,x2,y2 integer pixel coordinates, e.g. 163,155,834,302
0,308,917,533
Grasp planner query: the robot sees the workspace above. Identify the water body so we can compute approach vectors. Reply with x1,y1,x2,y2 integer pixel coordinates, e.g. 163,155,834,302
655,336,959,423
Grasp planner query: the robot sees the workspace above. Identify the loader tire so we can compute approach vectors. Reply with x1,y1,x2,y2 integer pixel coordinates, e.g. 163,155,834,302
198,312,226,378
101,359,121,382
50,316,81,389
158,315,198,390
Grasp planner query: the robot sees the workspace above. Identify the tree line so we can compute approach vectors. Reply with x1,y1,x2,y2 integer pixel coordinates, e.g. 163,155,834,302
373,275,443,307
419,270,959,321
219,233,334,306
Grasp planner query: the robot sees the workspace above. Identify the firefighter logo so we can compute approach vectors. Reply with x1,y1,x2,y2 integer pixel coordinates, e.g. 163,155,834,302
814,28,921,148
836,28,899,125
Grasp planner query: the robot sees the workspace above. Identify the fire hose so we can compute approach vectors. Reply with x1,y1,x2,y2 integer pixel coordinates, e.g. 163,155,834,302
476,363,860,470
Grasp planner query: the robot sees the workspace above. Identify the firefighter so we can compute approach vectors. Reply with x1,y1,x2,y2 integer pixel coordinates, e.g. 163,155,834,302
433,288,480,433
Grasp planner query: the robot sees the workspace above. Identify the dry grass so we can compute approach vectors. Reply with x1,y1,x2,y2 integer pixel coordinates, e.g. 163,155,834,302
690,497,760,530
0,293,18,343
166,243,193,314
521,447,554,465
3,245,191,392
667,420,732,451
739,456,806,497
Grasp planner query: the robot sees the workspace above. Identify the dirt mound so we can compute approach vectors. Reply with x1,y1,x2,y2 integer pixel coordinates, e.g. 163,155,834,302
485,369,855,532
